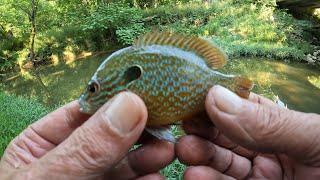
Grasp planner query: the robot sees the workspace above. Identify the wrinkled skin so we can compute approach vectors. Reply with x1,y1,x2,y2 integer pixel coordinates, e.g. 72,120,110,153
0,92,174,180
176,86,320,180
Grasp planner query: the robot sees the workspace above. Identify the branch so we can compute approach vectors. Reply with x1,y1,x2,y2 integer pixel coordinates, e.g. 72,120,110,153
13,4,31,17
0,24,5,32
30,0,40,20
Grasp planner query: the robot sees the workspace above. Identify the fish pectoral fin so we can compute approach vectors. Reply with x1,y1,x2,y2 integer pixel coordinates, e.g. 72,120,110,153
146,127,176,143
234,76,254,99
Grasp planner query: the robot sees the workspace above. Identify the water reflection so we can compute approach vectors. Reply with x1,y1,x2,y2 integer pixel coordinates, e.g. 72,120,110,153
1,55,320,113
308,76,320,89
223,59,320,113
1,54,108,107
268,61,320,113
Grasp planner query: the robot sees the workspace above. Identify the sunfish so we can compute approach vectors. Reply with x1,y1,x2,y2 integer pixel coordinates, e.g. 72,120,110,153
79,32,253,142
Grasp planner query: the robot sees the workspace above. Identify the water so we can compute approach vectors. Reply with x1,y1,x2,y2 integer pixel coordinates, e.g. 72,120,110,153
1,54,108,107
1,54,320,113
222,58,320,113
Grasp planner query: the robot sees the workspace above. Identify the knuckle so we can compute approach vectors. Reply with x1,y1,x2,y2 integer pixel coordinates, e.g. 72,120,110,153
222,150,233,173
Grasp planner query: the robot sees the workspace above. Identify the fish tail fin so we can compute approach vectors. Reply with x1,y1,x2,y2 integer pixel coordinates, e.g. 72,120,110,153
233,76,254,99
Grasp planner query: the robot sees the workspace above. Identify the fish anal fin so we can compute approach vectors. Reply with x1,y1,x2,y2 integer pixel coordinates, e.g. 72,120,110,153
145,127,176,143
134,31,227,69
234,77,254,99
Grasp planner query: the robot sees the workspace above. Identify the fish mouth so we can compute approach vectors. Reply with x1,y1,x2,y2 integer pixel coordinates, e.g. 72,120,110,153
78,97,95,115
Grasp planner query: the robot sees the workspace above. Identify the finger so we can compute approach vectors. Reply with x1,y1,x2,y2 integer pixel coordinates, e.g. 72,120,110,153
251,154,282,179
135,173,165,180
176,135,251,179
206,85,320,165
184,166,235,180
34,92,148,178
183,117,233,147
248,92,277,107
183,118,257,159
105,140,174,179
31,100,90,145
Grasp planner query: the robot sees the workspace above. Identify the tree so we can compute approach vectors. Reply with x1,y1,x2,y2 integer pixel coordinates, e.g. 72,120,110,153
14,0,39,64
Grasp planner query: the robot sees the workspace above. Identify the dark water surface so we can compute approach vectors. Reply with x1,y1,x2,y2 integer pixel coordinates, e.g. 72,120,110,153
1,55,320,113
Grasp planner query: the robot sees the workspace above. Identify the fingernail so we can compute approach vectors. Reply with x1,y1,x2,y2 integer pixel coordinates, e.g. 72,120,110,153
104,92,145,134
210,85,242,114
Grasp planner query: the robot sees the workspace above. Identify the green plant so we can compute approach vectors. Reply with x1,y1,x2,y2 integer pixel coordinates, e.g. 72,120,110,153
0,37,23,72
0,92,49,155
82,3,145,45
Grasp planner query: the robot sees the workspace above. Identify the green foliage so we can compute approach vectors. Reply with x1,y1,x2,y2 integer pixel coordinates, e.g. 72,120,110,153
107,0,193,8
0,0,318,69
0,32,24,72
0,92,49,155
141,0,314,60
1,0,317,71
82,3,145,45
143,4,213,34
0,51,19,72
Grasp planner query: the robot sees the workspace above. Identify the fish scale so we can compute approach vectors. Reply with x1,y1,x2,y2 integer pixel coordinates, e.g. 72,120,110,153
79,32,253,128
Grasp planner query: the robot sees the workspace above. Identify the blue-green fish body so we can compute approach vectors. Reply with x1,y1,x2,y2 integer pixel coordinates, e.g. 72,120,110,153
79,32,253,126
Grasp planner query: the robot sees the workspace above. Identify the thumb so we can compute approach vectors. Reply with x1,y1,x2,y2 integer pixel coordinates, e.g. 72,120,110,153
205,85,320,166
33,92,148,178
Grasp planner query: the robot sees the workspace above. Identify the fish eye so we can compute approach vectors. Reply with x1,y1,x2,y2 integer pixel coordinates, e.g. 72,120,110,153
88,81,100,94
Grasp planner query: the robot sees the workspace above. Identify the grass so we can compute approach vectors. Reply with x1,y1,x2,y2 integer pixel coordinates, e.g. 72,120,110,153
161,159,186,180
0,92,49,155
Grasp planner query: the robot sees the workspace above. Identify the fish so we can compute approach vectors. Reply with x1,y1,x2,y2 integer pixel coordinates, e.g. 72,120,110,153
79,31,253,142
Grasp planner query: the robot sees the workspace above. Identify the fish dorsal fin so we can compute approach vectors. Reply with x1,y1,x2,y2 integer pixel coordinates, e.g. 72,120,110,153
134,31,227,69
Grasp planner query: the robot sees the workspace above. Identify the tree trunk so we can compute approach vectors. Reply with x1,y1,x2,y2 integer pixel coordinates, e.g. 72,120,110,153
29,24,36,63
29,0,37,64
27,0,50,97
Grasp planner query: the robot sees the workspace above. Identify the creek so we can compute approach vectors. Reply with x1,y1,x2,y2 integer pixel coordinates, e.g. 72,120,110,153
1,54,320,113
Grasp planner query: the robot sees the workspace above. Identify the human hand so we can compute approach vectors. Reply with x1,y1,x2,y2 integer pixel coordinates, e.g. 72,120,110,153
176,85,320,179
0,92,174,180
